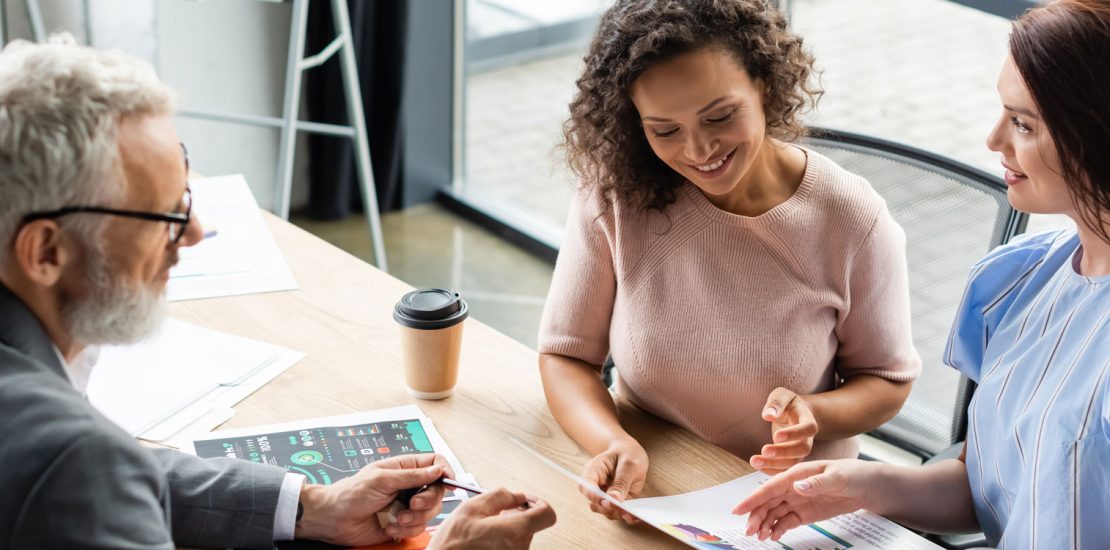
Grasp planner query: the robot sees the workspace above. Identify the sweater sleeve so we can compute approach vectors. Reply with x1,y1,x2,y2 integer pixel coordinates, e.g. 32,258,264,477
536,190,617,367
833,208,922,382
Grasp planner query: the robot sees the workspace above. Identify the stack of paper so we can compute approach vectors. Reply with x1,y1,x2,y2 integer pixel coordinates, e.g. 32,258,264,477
87,319,304,446
169,174,298,301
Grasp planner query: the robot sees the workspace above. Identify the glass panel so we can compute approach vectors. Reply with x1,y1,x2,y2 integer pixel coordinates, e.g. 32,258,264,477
461,0,612,232
791,0,1012,172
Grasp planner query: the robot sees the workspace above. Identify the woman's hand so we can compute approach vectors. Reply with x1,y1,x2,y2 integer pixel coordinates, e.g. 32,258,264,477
580,436,649,523
732,459,882,542
750,387,818,475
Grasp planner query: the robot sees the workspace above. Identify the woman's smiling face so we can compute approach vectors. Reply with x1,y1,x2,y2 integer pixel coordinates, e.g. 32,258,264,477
986,56,1074,217
631,47,769,200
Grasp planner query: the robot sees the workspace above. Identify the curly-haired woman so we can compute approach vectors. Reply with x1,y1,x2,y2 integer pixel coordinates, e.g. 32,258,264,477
537,0,921,521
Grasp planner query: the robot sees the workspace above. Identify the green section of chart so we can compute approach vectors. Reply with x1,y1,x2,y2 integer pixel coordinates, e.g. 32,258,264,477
406,421,433,452
291,450,323,465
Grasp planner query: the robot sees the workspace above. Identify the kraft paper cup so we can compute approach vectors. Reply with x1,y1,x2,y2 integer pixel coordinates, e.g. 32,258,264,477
393,289,468,400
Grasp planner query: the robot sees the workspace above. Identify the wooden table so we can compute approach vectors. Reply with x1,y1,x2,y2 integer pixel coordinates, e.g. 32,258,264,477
170,215,752,548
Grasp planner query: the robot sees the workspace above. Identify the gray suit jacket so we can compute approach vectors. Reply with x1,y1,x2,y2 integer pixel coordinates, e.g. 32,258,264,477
0,284,289,549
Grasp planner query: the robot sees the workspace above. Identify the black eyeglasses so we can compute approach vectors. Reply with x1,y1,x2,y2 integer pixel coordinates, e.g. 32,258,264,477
21,143,193,245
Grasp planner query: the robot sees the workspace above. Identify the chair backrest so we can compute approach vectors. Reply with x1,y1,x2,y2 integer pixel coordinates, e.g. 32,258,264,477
803,127,1028,458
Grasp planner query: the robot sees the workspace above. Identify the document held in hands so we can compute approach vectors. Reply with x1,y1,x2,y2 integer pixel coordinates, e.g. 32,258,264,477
512,439,942,550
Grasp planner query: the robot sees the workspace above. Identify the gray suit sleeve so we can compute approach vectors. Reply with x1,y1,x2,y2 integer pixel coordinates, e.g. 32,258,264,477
152,448,288,549
13,434,174,550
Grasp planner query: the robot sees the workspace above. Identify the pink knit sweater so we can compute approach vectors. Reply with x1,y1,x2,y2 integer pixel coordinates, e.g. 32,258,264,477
538,150,921,461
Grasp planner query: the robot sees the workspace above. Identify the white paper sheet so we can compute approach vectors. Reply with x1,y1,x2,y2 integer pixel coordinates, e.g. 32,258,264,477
169,174,298,301
512,439,942,550
87,318,304,438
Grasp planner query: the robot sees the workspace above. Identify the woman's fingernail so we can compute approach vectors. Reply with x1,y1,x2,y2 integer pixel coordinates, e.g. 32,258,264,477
411,497,425,509
751,457,764,467
398,512,413,524
601,500,611,509
386,526,400,536
764,447,776,457
609,490,623,500
764,407,778,418
794,480,812,491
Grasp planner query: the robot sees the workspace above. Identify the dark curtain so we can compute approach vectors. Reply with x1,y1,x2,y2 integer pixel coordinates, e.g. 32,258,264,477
304,0,408,219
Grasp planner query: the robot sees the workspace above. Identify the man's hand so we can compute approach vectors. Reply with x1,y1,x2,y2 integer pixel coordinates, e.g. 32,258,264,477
749,387,818,474
295,453,453,546
428,488,556,549
732,459,881,541
580,436,648,523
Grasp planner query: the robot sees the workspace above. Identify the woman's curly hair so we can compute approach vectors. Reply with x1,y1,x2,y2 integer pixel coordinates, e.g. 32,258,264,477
563,0,822,212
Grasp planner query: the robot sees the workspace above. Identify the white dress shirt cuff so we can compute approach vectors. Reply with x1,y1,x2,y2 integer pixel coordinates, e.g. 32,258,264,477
274,473,306,540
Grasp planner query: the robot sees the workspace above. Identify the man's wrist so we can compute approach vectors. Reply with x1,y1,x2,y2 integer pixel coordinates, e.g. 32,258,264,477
294,483,333,542
274,473,307,540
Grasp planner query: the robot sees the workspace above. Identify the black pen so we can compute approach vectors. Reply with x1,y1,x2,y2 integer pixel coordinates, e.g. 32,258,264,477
438,477,485,495
437,477,535,510
397,476,483,507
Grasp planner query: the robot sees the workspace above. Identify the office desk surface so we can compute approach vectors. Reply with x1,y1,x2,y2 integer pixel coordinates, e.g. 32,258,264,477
170,214,752,549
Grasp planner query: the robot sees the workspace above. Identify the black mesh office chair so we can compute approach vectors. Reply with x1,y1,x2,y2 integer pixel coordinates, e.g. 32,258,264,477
802,127,1027,460
803,127,1027,550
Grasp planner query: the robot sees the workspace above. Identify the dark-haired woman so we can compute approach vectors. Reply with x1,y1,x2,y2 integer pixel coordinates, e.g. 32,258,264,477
537,0,920,521
735,1,1110,547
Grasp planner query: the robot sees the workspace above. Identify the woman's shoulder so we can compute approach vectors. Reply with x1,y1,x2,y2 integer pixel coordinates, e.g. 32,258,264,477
957,229,1077,315
797,150,894,240
805,150,885,204
972,228,1075,283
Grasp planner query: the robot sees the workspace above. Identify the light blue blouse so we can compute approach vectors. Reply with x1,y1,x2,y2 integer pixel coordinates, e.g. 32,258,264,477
945,229,1110,549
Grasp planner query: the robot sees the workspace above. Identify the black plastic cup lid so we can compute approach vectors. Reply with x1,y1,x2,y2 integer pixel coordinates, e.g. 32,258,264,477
393,288,469,330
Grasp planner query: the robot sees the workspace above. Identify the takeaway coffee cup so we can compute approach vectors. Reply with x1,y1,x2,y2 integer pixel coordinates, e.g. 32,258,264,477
393,288,469,399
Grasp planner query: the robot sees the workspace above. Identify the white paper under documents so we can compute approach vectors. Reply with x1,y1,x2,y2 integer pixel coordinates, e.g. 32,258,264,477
169,174,298,301
87,319,304,442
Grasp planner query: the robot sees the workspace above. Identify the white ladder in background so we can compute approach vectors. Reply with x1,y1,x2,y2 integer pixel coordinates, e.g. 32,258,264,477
23,0,388,271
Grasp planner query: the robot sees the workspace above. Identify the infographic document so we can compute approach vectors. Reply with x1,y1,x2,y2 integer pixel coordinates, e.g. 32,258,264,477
190,406,477,550
621,475,942,550
513,439,941,550
188,405,474,494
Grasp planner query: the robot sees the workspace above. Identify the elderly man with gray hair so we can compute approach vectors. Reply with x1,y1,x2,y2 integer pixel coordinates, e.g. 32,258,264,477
0,37,554,549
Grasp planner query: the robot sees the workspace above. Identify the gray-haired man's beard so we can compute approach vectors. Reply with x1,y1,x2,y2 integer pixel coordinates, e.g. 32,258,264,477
61,241,167,345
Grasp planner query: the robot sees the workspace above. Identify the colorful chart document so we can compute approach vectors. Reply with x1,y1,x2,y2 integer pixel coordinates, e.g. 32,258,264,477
513,439,941,550
621,475,942,550
187,405,474,495
190,406,476,550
